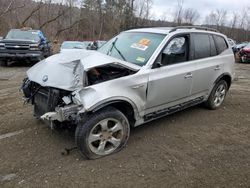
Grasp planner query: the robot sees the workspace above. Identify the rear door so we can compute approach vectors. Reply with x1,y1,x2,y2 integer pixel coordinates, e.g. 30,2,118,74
190,33,226,98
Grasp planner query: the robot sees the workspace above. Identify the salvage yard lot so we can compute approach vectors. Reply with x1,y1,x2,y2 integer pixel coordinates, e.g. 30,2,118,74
0,62,250,187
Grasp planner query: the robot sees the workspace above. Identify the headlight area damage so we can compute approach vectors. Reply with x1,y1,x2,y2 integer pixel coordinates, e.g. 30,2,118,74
21,50,139,127
21,79,81,124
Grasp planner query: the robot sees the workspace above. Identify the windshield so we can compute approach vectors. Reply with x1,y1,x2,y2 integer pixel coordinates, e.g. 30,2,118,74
98,32,165,66
5,30,40,41
61,42,86,49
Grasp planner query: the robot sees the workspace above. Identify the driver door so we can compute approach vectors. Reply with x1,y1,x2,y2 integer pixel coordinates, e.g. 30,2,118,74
145,34,195,114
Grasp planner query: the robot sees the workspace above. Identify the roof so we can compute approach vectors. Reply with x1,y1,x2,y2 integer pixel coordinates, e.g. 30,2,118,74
126,27,173,34
11,28,40,32
126,26,222,35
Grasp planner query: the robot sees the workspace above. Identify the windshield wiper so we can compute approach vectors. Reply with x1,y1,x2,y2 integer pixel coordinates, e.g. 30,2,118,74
107,38,127,61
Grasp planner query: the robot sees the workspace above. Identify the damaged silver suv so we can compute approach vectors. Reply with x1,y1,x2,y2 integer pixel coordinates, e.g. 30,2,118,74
21,26,234,159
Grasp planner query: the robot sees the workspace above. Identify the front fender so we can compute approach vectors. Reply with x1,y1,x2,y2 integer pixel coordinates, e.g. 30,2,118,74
72,72,148,118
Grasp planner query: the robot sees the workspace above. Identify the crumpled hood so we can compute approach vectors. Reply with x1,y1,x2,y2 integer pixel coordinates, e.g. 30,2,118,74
27,50,140,91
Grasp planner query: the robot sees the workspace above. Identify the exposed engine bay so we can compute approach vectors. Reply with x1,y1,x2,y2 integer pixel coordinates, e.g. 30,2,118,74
86,64,136,86
21,64,136,124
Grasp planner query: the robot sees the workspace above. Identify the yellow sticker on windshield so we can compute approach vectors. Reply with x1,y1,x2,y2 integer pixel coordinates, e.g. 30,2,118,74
139,38,151,46
136,56,145,63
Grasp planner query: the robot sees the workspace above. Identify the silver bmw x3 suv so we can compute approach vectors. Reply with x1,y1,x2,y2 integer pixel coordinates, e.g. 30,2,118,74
21,26,235,159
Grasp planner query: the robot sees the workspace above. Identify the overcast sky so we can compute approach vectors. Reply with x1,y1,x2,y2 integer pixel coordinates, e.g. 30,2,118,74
151,0,250,23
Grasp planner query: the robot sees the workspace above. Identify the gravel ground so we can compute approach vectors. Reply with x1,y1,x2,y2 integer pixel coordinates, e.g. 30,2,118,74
0,62,250,188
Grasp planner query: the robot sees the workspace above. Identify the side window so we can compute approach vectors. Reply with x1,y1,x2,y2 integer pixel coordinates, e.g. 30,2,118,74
209,35,217,56
213,35,228,54
193,34,210,59
160,36,189,66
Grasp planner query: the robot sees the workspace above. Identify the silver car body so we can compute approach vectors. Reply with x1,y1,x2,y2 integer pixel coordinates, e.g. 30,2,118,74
26,27,235,126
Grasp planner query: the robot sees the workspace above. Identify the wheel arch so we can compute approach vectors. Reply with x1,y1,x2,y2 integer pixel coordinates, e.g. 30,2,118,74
214,73,232,89
89,99,139,127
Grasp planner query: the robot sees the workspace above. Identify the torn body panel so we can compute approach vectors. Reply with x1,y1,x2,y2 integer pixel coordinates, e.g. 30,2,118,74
27,50,140,91
72,70,149,120
23,50,146,126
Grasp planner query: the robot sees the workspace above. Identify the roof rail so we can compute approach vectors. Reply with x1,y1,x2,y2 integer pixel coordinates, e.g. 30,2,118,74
169,26,219,33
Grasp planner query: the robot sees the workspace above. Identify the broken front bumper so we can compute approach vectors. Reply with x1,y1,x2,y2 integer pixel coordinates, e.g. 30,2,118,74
21,79,83,122
41,104,82,122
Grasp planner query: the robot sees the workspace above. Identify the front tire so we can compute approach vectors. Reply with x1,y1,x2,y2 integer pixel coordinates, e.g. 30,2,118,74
75,107,130,159
205,80,228,110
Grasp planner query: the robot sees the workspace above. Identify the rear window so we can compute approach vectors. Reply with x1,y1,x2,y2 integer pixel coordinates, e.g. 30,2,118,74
213,35,228,54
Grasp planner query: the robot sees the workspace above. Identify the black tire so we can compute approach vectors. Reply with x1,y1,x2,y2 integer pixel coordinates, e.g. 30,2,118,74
205,80,228,110
75,107,130,159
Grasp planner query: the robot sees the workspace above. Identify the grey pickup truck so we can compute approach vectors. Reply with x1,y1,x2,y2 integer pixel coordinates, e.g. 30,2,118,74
0,28,52,66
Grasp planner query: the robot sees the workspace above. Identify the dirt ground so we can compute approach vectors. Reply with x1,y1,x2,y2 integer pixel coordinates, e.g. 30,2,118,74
0,62,250,188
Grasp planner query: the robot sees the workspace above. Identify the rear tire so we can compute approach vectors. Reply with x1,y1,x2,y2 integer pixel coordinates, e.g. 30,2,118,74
205,80,228,110
75,107,130,159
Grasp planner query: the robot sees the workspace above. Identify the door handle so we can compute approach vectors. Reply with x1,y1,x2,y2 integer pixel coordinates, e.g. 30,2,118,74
132,84,144,89
184,73,193,79
214,65,221,70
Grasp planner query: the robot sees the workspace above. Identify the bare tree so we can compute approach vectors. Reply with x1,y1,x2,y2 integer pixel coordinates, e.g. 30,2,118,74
0,0,15,17
205,9,227,28
21,0,43,27
134,0,153,26
39,8,67,29
183,8,200,25
173,0,184,24
0,0,25,18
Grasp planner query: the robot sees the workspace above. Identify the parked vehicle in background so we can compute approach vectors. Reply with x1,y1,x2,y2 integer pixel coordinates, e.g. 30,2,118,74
96,40,106,47
83,41,92,48
234,42,248,53
228,38,236,52
87,40,106,50
60,41,89,53
21,26,234,159
0,28,52,66
238,42,250,63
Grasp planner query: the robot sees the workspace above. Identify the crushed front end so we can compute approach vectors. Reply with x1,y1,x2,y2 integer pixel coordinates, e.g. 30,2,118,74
21,78,82,127
20,50,140,128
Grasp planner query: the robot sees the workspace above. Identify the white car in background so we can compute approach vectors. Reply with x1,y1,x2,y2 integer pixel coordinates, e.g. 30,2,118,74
60,41,90,53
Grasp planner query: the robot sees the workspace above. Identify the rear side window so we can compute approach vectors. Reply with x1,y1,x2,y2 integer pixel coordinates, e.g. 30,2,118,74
193,34,210,59
209,35,217,56
213,35,228,54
